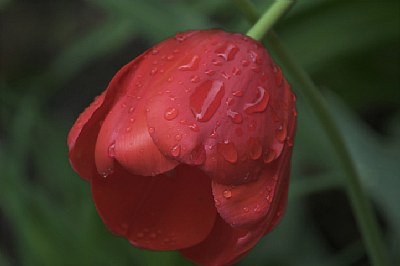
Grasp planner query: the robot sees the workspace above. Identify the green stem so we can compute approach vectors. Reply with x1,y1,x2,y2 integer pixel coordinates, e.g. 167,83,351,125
236,1,390,266
245,0,295,40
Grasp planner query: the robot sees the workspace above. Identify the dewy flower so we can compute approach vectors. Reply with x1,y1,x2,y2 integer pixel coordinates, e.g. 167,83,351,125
68,29,296,266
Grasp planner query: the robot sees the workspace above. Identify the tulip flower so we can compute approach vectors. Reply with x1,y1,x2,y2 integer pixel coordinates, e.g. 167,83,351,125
68,29,296,265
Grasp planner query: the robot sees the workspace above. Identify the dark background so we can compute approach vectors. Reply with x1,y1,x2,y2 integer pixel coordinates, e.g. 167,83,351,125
1,0,399,265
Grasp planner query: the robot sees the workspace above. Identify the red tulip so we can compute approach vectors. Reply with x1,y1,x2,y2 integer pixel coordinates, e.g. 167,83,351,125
68,29,296,265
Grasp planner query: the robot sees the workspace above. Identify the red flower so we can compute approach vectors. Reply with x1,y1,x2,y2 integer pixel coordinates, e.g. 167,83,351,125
68,29,296,266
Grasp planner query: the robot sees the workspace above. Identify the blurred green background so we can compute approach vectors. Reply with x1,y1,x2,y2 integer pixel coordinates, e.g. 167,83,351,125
0,0,399,265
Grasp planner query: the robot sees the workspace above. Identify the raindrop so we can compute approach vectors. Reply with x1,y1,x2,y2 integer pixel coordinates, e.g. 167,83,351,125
266,194,273,203
204,69,215,76
190,75,200,83
108,142,116,157
151,49,159,55
211,59,223,66
243,207,249,213
125,126,132,133
215,42,239,61
164,107,179,120
150,233,157,239
150,67,158,75
244,86,269,114
248,50,262,65
232,90,243,97
263,148,276,163
178,55,200,71
217,141,238,164
227,109,243,124
174,31,197,42
166,55,174,61
225,97,235,106
232,67,241,76
215,199,221,206
175,134,182,141
137,232,144,238
190,80,225,122
188,123,200,132
148,127,155,134
170,145,181,157
167,76,174,82
100,168,113,178
275,124,287,143
128,106,135,113
223,190,232,199
248,120,257,131
241,59,250,67
248,138,262,160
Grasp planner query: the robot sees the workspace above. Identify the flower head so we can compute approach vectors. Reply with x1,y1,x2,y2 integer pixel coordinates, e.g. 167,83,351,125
68,29,296,265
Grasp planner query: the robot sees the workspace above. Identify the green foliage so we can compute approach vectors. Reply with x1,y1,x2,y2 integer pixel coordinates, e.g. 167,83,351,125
0,0,399,265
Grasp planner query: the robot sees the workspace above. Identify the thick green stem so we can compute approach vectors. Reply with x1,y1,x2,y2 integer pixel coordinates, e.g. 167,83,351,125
235,1,390,265
245,0,295,40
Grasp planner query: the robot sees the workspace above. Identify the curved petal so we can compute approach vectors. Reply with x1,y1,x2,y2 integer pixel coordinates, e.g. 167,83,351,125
94,97,178,177
68,91,106,180
212,143,293,228
68,53,147,180
91,163,217,250
180,215,264,266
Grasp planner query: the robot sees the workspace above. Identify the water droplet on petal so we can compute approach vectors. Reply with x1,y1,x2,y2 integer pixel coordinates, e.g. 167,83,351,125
263,148,276,163
174,31,197,42
241,59,250,67
175,134,182,141
276,123,287,143
150,67,158,75
266,194,273,203
150,233,157,239
244,86,269,114
164,107,179,120
137,232,144,238
108,142,116,157
190,75,200,83
215,199,221,206
188,123,200,132
232,67,241,76
148,127,155,134
232,90,243,97
217,141,238,163
215,42,239,61
100,168,113,178
125,126,132,133
227,109,243,124
248,120,257,131
243,207,249,213
171,145,181,157
223,190,232,199
204,69,215,76
248,138,262,160
128,106,135,113
151,49,159,55
178,55,200,71
190,80,225,122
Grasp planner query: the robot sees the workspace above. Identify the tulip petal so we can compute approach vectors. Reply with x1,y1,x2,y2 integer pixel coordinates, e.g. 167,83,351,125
143,30,295,186
68,54,147,180
91,163,217,250
180,215,264,266
67,91,106,180
211,145,292,228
